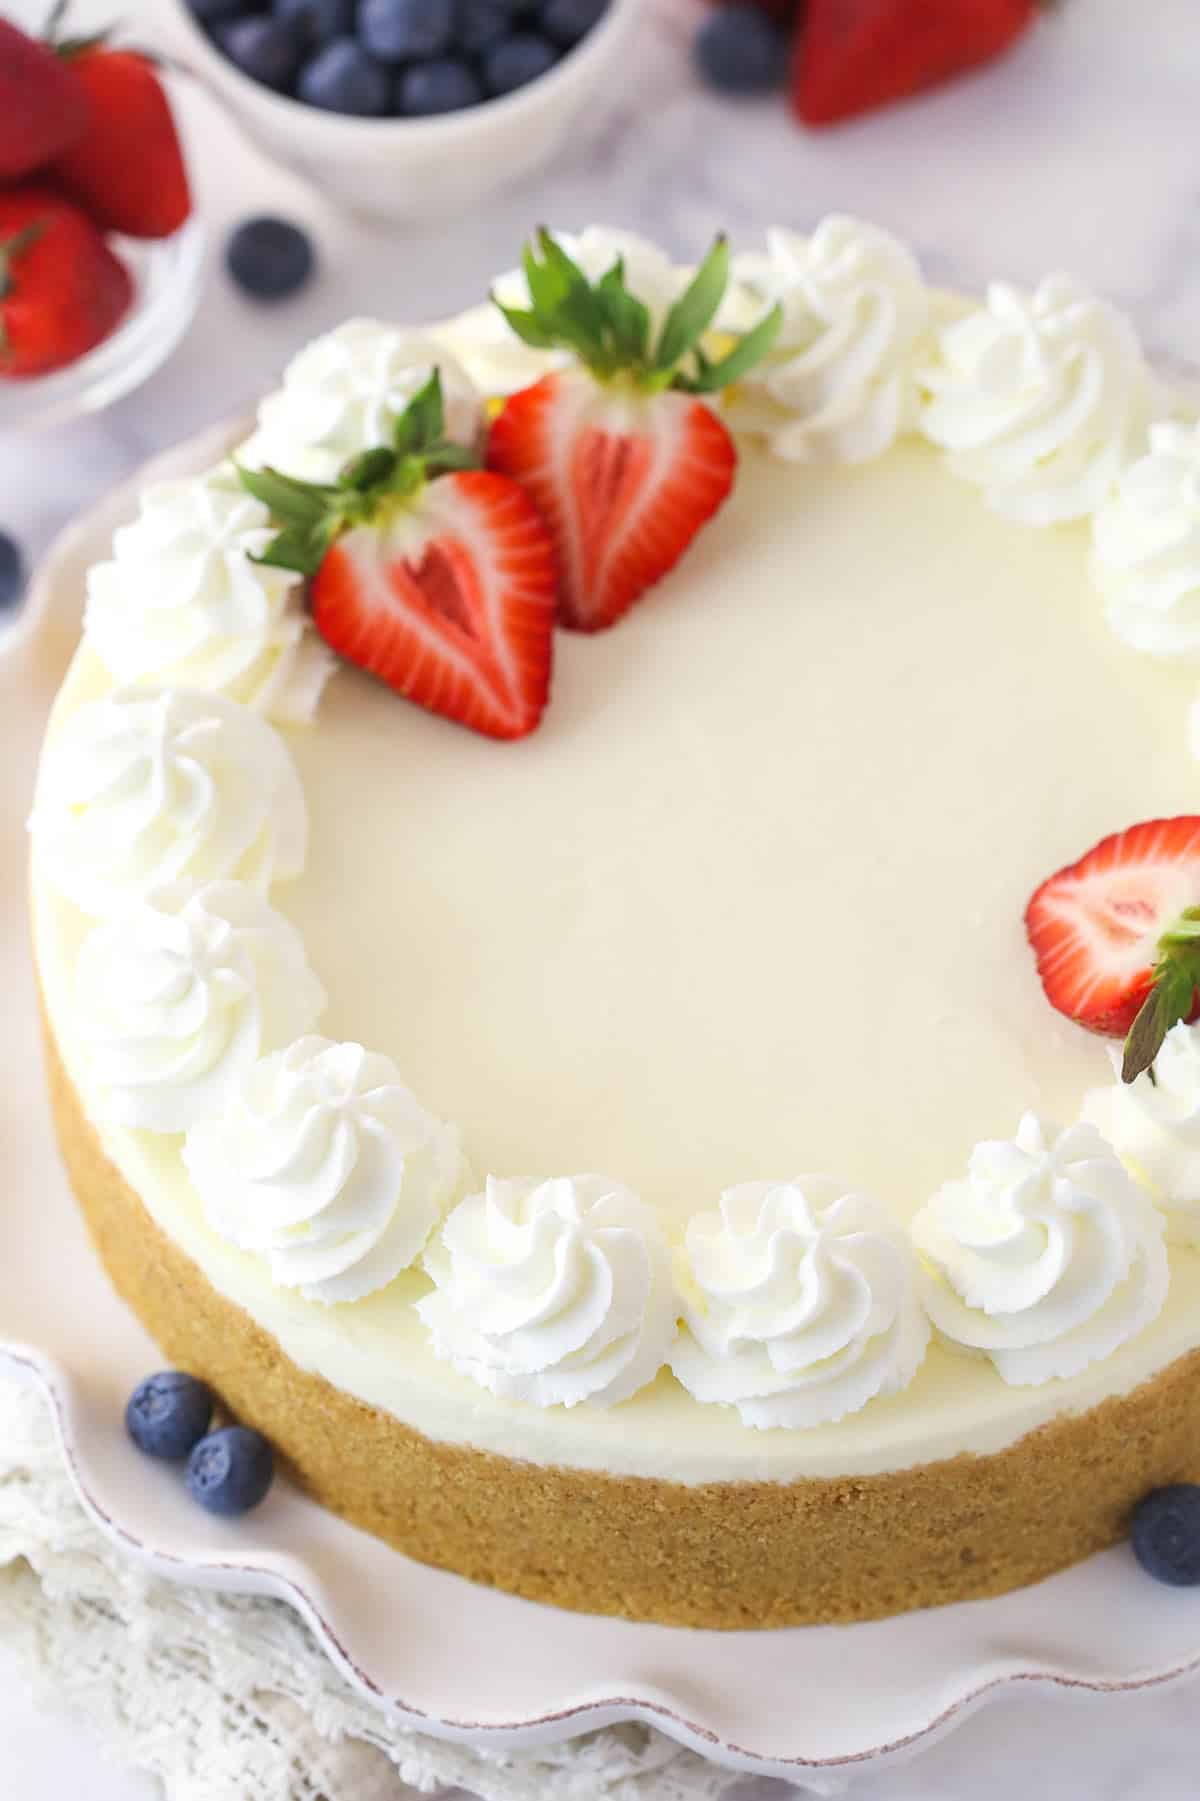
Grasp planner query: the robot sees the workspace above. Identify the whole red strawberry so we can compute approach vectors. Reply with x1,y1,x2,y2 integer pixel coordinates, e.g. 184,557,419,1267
240,373,558,741
0,186,133,379
52,45,191,239
0,16,89,180
488,231,781,633
793,0,1039,128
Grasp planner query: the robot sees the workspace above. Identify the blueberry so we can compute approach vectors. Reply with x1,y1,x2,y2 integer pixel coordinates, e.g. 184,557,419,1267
454,0,510,55
185,0,246,24
0,531,25,612
126,1371,214,1462
226,216,315,301
186,1426,275,1517
395,56,482,114
359,0,453,60
483,32,558,95
540,0,607,49
272,0,355,45
297,37,390,113
1131,1484,1200,1586
693,6,786,94
217,16,305,90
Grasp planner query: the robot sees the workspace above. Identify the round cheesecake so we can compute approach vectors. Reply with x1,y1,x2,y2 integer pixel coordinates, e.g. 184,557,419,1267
29,223,1200,1627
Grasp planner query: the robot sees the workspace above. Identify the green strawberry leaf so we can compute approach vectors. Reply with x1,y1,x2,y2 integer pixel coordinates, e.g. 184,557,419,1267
493,301,566,351
251,518,337,577
679,302,784,394
493,228,769,394
236,463,335,528
654,237,730,373
238,369,480,574
1122,948,1200,1084
422,442,481,478
394,369,445,458
596,259,651,363
342,446,398,491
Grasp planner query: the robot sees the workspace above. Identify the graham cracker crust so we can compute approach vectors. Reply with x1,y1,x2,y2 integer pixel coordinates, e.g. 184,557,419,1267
42,1015,1200,1628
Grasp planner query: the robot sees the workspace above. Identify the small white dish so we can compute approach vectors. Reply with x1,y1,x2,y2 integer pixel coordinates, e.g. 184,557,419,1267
153,0,646,223
5,424,1200,1786
0,218,206,435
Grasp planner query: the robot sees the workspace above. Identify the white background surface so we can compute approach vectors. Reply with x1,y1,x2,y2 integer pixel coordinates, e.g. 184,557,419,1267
6,0,1200,1793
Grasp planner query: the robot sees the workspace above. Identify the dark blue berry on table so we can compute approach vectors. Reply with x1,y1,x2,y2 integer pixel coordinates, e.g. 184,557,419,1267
185,0,246,25
0,531,25,613
126,1371,214,1463
541,0,608,50
273,0,356,45
455,0,511,56
694,5,787,94
360,0,454,61
483,31,557,96
227,216,315,301
186,1426,275,1517
396,57,484,115
1131,1484,1200,1586
297,37,390,113
217,16,306,91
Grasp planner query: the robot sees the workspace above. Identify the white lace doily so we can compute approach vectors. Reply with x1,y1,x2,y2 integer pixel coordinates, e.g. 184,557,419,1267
0,1372,811,1801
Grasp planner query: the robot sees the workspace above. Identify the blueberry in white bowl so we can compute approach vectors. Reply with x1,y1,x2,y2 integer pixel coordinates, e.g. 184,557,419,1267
185,0,245,22
456,0,509,55
218,15,306,91
162,0,641,220
297,35,391,113
542,0,609,48
194,0,612,115
360,0,455,61
273,0,356,42
398,56,484,115
484,30,556,96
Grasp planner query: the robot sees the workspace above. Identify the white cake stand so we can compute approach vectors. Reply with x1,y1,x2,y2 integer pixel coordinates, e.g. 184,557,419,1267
4,429,1200,1788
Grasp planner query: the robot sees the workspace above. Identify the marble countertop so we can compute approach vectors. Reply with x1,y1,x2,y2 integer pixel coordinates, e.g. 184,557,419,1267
4,0,1200,1793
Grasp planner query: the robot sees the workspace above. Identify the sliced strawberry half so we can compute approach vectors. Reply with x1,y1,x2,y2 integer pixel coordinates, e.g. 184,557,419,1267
486,229,782,632
239,372,556,742
488,370,736,632
312,472,555,740
1025,818,1200,1083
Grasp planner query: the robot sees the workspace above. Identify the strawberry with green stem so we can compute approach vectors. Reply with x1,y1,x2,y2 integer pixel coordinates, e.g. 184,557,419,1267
1025,818,1200,1085
487,230,782,633
0,186,132,378
46,1,192,241
239,371,558,742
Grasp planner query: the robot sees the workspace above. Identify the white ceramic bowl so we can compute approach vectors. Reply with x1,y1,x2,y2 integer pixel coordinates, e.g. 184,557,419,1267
158,0,647,222
0,217,207,434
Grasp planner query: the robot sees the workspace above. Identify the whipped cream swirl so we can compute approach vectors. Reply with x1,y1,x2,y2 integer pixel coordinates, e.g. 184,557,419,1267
724,218,932,464
1093,420,1200,659
417,1175,677,1409
30,687,307,918
85,470,335,723
440,227,692,396
669,1179,929,1429
1084,1026,1200,1246
242,320,483,484
912,1114,1167,1384
183,1037,462,1304
920,275,1156,524
75,882,325,1134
